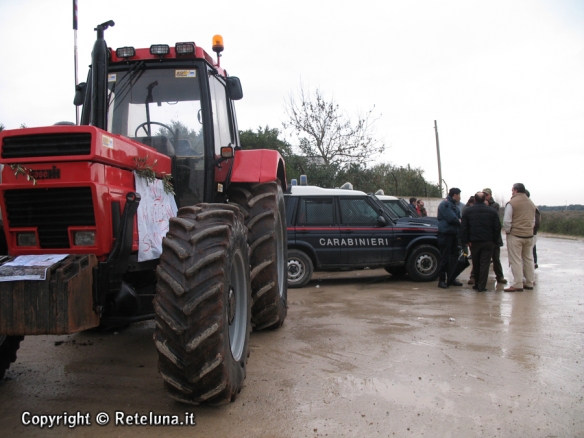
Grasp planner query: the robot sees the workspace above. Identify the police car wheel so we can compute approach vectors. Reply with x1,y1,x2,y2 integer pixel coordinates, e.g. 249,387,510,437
406,244,440,282
287,250,313,288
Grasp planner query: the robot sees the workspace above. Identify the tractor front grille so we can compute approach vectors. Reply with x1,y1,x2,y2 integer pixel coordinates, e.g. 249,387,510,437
1,133,92,158
4,187,95,248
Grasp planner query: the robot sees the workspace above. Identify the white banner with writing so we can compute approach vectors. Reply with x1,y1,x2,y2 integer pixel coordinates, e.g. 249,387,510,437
134,173,178,262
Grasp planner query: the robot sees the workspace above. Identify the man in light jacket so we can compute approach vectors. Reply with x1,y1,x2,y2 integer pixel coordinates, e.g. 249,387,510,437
503,183,536,292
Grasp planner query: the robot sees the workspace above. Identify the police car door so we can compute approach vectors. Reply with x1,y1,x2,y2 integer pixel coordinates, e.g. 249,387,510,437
338,196,394,266
295,196,340,268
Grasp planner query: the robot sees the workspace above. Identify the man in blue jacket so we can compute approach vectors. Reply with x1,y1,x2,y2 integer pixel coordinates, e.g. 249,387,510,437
437,188,463,288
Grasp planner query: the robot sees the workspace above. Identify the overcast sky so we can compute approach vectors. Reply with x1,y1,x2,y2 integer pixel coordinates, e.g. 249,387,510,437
0,0,582,206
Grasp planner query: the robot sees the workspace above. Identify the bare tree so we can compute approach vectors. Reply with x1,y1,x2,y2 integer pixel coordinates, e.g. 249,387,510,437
283,85,385,168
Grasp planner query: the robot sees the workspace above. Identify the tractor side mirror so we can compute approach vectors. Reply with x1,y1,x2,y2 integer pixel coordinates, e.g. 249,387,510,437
74,82,87,106
226,77,243,100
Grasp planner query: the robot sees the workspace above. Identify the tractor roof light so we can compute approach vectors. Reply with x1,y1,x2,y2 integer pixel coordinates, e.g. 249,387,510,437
212,35,224,54
116,46,136,58
150,44,170,56
176,42,195,55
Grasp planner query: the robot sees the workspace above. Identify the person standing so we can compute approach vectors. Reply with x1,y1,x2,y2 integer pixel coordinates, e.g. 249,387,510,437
534,206,541,269
483,188,507,284
460,196,475,216
409,197,418,216
503,183,536,292
437,188,463,289
461,192,501,292
458,196,475,259
417,200,428,217
526,190,541,269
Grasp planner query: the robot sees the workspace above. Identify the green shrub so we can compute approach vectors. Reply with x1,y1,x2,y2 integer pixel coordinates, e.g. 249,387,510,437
539,211,584,237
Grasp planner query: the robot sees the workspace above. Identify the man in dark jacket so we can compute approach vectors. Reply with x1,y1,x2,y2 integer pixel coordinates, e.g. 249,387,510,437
437,188,462,288
409,197,418,216
483,188,507,284
461,191,502,292
526,190,541,269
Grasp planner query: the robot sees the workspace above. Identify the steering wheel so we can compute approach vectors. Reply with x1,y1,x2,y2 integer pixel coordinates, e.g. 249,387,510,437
134,121,175,139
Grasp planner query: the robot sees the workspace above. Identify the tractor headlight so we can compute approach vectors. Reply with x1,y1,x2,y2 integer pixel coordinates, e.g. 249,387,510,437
116,46,136,58
74,231,95,246
175,42,195,55
150,44,170,56
17,232,37,247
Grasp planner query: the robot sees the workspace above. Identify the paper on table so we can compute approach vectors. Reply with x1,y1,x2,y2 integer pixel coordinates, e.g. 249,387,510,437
0,254,69,282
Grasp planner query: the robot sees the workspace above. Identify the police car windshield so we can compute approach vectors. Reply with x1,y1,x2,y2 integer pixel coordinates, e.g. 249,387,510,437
378,198,410,218
372,196,400,220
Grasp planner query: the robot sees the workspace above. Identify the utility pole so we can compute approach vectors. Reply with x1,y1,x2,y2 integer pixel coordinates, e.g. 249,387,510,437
434,120,443,196
73,0,79,125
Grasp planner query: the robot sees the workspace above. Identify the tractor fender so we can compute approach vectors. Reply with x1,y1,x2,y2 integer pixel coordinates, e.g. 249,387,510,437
230,149,286,192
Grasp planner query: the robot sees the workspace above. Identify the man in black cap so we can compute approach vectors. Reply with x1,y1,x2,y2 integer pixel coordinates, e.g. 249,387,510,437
436,188,463,288
483,188,507,284
461,191,502,292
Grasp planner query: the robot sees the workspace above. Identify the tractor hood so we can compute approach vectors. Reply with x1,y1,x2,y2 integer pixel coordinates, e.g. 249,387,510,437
0,125,171,174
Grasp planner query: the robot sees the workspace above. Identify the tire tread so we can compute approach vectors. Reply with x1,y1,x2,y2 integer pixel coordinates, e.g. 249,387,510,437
154,203,251,404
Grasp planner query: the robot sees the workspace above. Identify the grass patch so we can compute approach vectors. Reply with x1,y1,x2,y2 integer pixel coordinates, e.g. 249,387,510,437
539,211,584,237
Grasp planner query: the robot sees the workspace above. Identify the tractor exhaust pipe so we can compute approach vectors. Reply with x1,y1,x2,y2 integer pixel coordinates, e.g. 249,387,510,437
91,20,115,130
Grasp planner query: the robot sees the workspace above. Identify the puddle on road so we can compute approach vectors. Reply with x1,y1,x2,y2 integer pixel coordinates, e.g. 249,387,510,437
324,374,456,413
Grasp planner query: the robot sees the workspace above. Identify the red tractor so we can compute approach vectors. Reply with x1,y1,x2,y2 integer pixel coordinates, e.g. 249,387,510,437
0,21,287,404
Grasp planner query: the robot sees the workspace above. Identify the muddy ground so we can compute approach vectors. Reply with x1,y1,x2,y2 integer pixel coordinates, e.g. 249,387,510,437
1,234,583,437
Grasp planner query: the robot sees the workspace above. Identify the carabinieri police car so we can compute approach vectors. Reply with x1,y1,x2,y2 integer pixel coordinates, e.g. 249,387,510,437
285,185,440,288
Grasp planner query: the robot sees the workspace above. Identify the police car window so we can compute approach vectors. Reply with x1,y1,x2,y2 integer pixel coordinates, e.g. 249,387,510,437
297,198,334,225
382,200,409,218
339,198,378,225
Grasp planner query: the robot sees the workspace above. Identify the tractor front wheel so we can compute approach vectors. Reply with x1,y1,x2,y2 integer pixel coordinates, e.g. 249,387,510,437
154,204,251,404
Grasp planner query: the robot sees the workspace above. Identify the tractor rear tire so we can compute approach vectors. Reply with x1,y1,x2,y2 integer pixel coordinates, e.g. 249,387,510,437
154,204,251,405
228,181,288,331
0,335,24,380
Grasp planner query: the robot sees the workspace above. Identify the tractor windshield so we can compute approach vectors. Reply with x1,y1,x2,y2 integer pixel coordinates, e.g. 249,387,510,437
107,66,204,157
107,65,206,206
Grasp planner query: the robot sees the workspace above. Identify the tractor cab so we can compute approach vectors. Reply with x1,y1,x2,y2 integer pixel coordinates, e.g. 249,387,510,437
76,23,243,207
